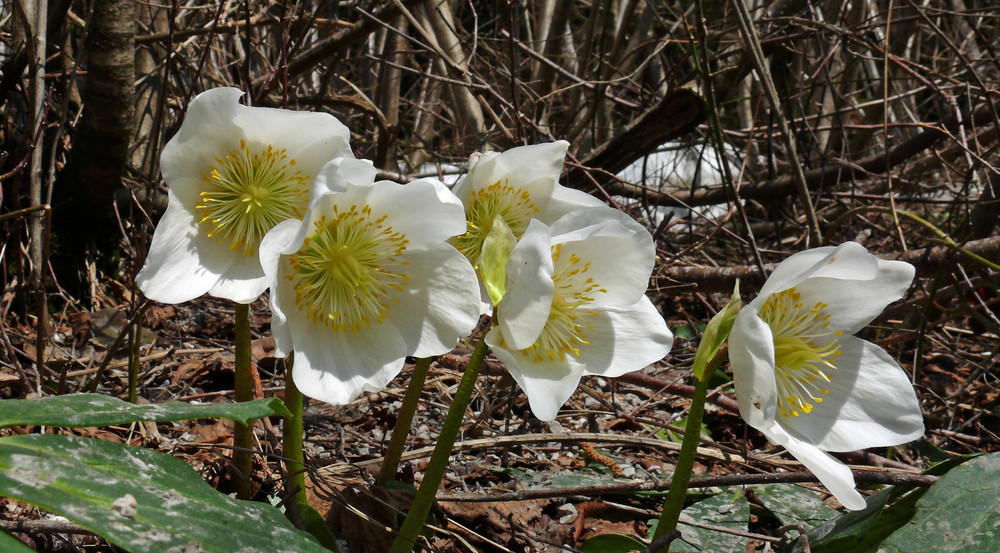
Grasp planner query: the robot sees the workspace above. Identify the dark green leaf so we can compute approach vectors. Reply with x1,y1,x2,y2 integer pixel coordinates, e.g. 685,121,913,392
789,454,984,553
789,487,920,553
297,501,342,551
0,433,329,553
755,483,839,530
0,393,291,428
879,452,1000,553
673,487,749,553
673,325,697,341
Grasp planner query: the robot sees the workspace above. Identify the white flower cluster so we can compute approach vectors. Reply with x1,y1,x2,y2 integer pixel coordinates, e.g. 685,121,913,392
136,87,924,510
136,87,672,414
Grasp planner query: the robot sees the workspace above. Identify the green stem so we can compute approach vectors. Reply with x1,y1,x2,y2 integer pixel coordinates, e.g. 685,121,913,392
127,320,140,403
652,372,711,549
282,355,307,506
388,338,491,553
377,357,434,485
232,302,253,500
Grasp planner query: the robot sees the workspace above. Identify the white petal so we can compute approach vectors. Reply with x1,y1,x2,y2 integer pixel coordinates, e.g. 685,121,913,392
786,259,914,334
234,104,352,174
310,158,377,205
757,242,885,302
452,142,566,214
389,245,481,358
159,88,245,199
780,336,924,452
486,327,583,421
782,433,867,510
549,207,655,306
288,311,408,405
728,307,779,430
408,176,467,212
266,252,302,358
367,178,468,243
578,297,673,377
548,206,646,242
136,191,234,304
544,183,607,221
259,219,305,285
497,220,555,349
208,257,268,303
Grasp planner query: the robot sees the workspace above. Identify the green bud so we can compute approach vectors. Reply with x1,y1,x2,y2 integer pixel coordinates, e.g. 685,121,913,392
693,280,741,381
481,214,518,305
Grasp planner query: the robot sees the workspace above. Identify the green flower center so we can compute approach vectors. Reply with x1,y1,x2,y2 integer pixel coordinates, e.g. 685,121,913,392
197,140,310,256
758,287,843,419
285,204,411,332
453,179,540,269
522,243,607,362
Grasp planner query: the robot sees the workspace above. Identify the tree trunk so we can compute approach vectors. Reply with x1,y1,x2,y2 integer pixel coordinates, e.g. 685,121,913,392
54,0,135,259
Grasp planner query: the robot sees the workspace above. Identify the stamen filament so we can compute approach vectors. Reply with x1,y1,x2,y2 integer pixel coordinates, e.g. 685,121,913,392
197,139,310,256
285,205,410,333
759,288,842,419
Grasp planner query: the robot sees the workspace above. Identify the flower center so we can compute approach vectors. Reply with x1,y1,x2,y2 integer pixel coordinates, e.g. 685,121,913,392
758,288,844,418
453,179,540,268
285,205,411,332
523,243,607,362
197,139,310,256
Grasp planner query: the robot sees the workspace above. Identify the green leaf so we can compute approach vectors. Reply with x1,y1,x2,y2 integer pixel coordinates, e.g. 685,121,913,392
789,454,984,553
0,529,36,553
298,501,342,551
550,472,614,488
0,433,330,553
580,533,647,553
693,281,740,381
673,487,749,552
0,393,291,428
790,485,930,553
755,483,839,530
674,323,708,341
878,452,1000,553
481,214,518,305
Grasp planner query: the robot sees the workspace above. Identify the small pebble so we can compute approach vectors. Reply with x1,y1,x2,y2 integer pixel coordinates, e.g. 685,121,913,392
557,502,578,524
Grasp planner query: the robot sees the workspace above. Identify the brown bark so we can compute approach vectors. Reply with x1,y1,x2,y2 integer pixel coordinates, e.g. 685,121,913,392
54,0,135,251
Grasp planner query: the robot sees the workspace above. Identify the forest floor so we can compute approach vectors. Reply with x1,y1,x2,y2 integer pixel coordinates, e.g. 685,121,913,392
1,241,998,552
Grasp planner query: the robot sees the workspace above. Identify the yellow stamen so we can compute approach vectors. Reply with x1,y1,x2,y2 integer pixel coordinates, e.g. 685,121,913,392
758,288,843,419
522,243,606,362
284,205,410,332
197,140,309,256
453,179,540,268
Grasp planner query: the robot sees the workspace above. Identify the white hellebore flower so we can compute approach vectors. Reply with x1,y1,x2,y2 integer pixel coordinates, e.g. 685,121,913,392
451,140,605,275
137,87,352,304
259,158,481,405
485,207,674,421
729,242,924,510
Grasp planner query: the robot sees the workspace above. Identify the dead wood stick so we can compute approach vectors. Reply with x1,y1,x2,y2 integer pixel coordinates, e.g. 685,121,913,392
599,98,999,208
661,235,1000,293
437,469,937,503
562,89,705,189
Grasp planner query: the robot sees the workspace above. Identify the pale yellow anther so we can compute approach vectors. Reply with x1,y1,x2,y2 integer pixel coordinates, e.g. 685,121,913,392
759,287,843,420
453,179,541,267
197,141,310,256
286,208,411,333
